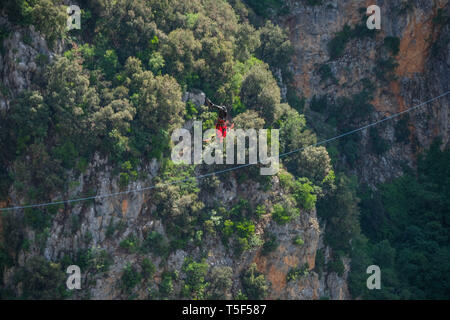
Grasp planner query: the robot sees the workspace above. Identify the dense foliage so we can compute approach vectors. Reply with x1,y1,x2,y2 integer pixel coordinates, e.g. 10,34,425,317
1,0,447,301
0,0,333,299
319,141,450,299
357,141,450,299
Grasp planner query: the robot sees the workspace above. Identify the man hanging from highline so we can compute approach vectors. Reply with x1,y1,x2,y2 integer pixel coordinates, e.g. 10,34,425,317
205,97,234,142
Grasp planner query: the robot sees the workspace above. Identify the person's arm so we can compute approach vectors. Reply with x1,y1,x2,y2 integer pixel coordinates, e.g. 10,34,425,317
205,97,227,114
205,97,215,109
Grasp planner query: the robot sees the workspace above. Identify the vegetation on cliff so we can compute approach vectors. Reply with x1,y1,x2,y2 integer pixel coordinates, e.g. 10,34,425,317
0,0,333,299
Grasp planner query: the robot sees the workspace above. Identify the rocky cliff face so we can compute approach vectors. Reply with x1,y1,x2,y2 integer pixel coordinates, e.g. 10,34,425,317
0,17,348,297
7,1,447,300
0,16,63,111
282,0,449,186
0,87,348,299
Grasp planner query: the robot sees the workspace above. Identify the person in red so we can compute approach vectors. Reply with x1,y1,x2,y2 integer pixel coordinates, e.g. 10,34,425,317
205,98,233,142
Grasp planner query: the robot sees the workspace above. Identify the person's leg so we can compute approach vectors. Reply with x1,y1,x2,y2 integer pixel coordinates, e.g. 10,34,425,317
216,124,224,143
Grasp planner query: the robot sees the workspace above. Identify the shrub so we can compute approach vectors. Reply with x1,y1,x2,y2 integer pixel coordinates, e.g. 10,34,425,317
241,264,268,299
91,250,113,273
235,220,255,238
384,36,400,55
121,263,142,292
24,207,53,231
286,263,309,282
317,174,360,254
327,23,375,60
148,51,165,74
328,256,345,276
370,127,390,155
141,258,155,279
262,233,279,255
52,141,78,169
208,266,233,299
185,101,198,120
278,171,295,190
141,231,169,257
315,249,325,276
395,115,410,143
245,0,285,17
159,273,174,298
30,0,67,48
375,57,398,82
118,161,138,188
293,236,304,246
0,245,12,282
293,178,317,211
256,21,293,71
233,110,265,130
235,290,248,300
327,25,352,59
254,205,266,218
286,85,305,113
306,0,323,5
433,8,449,26
317,64,335,83
272,203,300,224
310,95,328,113
230,198,251,221
240,62,281,124
249,234,264,249
295,146,333,186
100,49,119,80
119,234,140,253
182,258,209,299
235,237,250,255
16,256,68,299
0,25,11,54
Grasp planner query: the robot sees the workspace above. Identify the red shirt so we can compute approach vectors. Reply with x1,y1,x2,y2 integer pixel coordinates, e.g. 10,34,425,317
216,119,227,139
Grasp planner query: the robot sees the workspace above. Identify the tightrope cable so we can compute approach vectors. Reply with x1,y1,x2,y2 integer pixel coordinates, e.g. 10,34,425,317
0,91,448,212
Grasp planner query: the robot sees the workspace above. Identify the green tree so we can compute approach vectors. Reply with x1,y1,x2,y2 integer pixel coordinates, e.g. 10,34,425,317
45,57,100,152
98,0,158,61
317,174,360,253
159,273,174,298
240,62,281,123
141,231,169,257
241,263,268,299
207,266,233,299
182,258,209,299
293,178,317,211
126,58,185,158
16,256,67,299
233,110,265,129
235,22,260,61
8,90,49,154
30,0,66,47
272,202,300,224
256,21,293,71
160,28,202,86
11,143,65,201
279,108,317,156
295,146,333,186
100,49,119,79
